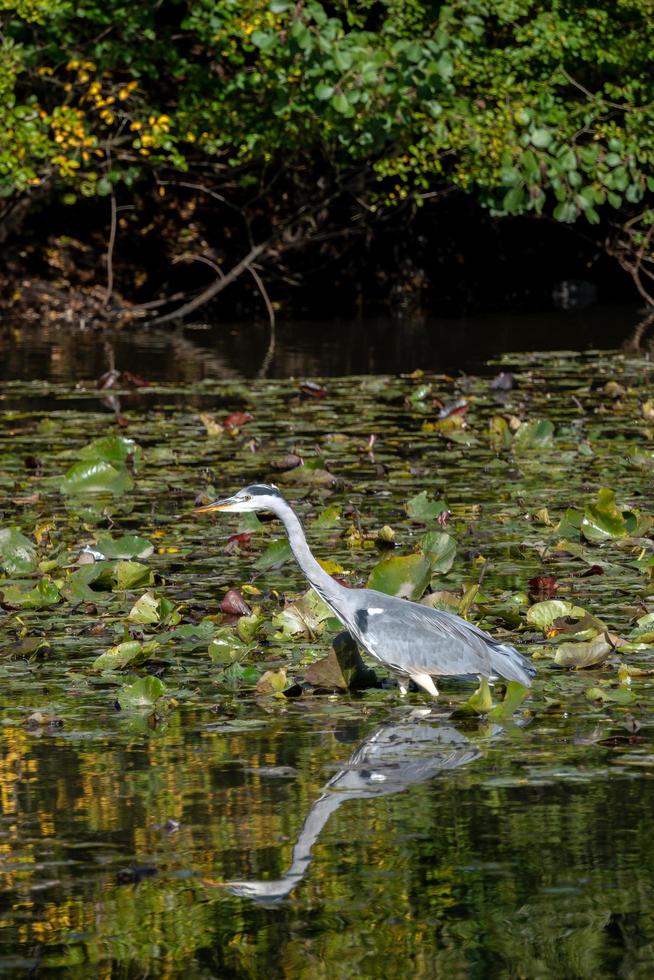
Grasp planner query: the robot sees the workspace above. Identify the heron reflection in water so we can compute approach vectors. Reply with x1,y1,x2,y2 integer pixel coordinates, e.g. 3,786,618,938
224,716,481,903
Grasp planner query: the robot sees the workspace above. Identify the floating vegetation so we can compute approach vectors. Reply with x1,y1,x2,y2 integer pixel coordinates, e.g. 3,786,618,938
1,349,654,974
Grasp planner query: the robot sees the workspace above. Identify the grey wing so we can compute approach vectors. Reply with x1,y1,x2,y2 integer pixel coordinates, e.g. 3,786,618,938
354,591,494,677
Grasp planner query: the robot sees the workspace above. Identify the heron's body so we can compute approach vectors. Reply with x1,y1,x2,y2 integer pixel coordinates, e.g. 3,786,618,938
197,484,536,697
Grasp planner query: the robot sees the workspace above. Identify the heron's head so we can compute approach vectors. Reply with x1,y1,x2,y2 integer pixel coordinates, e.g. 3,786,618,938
195,483,284,515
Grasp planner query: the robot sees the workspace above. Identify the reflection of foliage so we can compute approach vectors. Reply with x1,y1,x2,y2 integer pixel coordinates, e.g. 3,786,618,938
2,0,654,306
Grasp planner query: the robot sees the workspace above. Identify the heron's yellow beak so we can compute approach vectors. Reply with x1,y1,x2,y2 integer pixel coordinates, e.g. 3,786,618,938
195,496,238,513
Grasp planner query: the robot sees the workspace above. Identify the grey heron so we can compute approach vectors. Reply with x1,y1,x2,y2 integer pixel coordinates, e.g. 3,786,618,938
196,484,536,697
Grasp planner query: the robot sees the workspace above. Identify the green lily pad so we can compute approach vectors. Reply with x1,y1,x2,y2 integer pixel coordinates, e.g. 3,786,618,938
527,600,588,631
208,628,249,664
95,534,154,559
512,418,555,449
61,460,133,496
1,577,62,608
119,675,166,709
0,527,37,575
422,531,456,574
581,488,633,542
406,491,448,522
93,639,160,670
272,589,333,638
367,553,432,599
304,632,377,691
62,561,116,601
79,435,141,469
114,561,154,591
128,591,179,626
255,667,287,696
254,538,292,571
554,634,613,669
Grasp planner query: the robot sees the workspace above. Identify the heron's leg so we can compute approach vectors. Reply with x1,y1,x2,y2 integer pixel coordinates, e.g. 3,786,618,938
398,678,409,697
409,672,439,698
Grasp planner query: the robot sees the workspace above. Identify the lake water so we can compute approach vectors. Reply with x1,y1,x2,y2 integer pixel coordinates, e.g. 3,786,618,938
0,309,653,977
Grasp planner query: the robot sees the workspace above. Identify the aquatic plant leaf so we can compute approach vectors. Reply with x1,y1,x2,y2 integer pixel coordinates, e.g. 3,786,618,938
277,465,336,486
236,610,264,642
581,488,631,541
61,460,133,496
585,684,635,705
488,416,512,450
367,553,431,599
128,591,179,626
1,577,61,608
208,628,248,664
315,504,341,527
94,534,154,559
273,589,333,638
79,435,141,469
304,632,377,690
526,600,587,631
62,561,116,601
93,639,160,670
422,531,456,573
119,676,166,709
406,491,448,522
0,527,37,575
554,635,612,668
512,419,555,449
114,561,154,591
255,667,287,696
453,677,494,716
487,681,531,722
254,538,292,570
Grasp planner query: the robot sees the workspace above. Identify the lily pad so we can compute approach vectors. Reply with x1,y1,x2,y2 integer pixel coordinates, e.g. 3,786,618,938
254,538,292,571
1,577,62,609
273,589,333,638
554,635,613,669
61,460,133,496
581,488,633,542
512,418,555,449
406,491,448,522
255,667,287,696
79,435,141,469
128,592,179,626
526,600,588,631
93,639,160,670
95,534,154,559
422,531,456,574
0,527,37,575
119,675,166,709
114,561,154,591
367,553,431,599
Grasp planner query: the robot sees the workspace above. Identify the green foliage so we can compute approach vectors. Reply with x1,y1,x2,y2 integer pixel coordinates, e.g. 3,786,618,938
1,0,653,289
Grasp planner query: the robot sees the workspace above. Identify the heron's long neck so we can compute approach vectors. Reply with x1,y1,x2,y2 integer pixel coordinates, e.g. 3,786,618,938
277,503,345,608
